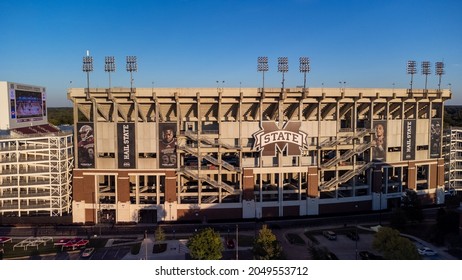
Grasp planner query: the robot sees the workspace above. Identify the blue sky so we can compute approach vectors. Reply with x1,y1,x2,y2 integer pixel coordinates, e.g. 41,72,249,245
1,0,461,106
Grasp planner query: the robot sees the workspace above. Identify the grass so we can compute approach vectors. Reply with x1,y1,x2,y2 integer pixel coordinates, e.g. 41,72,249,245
1,241,62,259
0,237,110,259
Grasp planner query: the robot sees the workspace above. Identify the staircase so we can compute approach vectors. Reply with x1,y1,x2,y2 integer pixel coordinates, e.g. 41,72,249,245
185,131,234,149
319,162,374,191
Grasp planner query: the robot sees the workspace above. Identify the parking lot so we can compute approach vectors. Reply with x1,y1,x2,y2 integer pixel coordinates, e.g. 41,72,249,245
314,230,378,260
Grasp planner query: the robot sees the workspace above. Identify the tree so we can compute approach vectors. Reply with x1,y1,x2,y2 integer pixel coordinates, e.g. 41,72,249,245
253,224,284,260
154,226,165,243
372,227,420,260
187,227,223,260
401,189,423,222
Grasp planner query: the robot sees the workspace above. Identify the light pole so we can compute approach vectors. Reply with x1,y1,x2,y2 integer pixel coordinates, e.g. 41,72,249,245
435,61,445,92
126,55,138,94
355,205,358,260
421,61,431,92
299,57,310,98
257,56,268,96
235,224,239,260
82,51,93,101
407,60,417,93
104,56,116,89
278,57,288,91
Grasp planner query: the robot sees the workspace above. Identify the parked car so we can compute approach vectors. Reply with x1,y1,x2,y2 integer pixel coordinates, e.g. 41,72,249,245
346,230,359,241
225,238,235,249
322,230,337,240
359,251,382,260
81,247,95,258
326,252,339,260
418,247,436,256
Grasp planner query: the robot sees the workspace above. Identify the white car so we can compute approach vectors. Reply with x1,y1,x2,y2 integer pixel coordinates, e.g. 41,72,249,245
418,247,436,256
81,247,95,258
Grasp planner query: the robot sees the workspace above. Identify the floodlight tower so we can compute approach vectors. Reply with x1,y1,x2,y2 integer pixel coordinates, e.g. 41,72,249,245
407,60,417,93
421,61,431,92
257,56,269,92
435,61,445,92
299,57,310,98
126,56,138,93
82,51,94,100
104,56,116,89
278,57,288,91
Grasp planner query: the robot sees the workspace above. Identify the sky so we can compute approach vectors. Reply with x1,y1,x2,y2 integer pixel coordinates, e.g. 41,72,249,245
0,0,461,107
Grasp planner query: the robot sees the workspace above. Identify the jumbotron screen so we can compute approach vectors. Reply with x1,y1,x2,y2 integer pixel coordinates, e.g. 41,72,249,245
15,90,44,119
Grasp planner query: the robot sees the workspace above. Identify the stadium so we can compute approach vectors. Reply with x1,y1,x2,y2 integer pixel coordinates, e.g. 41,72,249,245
68,83,451,224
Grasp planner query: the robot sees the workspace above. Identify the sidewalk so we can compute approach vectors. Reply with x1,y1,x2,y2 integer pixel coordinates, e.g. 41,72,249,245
122,238,188,260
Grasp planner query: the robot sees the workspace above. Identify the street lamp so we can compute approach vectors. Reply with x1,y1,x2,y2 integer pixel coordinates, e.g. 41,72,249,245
104,56,116,89
407,60,417,93
126,55,138,94
421,61,431,92
435,61,445,92
278,57,288,90
82,51,93,101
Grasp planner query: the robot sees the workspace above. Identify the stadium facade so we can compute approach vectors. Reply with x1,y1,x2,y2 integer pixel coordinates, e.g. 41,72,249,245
443,127,462,192
68,86,451,224
0,81,73,217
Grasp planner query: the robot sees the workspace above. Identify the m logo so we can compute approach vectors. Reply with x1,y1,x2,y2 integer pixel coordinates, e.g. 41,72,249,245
253,121,308,156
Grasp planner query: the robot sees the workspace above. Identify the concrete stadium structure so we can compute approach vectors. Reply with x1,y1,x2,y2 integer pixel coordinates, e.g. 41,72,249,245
68,86,451,224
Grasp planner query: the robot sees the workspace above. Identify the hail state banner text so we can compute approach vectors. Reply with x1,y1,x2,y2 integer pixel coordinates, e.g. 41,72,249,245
118,122,136,169
253,121,308,156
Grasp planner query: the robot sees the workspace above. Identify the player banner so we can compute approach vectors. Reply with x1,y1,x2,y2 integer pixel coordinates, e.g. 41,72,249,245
118,122,136,169
159,123,177,168
77,123,95,168
430,119,442,158
372,121,387,161
402,119,416,161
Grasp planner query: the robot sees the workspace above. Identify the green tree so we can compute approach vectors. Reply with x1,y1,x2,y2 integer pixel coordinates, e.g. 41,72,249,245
253,224,284,260
187,227,223,260
373,227,420,260
155,226,166,243
402,190,423,222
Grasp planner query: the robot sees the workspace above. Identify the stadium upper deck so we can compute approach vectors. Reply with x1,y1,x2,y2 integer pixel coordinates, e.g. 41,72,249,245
68,86,451,223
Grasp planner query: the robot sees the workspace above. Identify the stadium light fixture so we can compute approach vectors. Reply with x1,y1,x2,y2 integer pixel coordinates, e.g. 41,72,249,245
126,56,138,93
104,56,116,89
82,51,94,100
435,61,445,91
299,57,310,97
278,57,288,90
406,60,417,92
421,61,431,92
257,56,269,91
